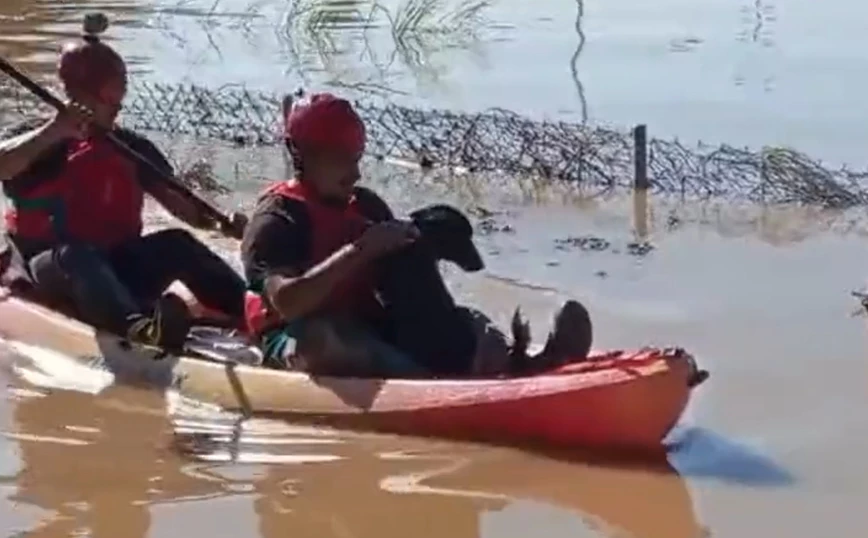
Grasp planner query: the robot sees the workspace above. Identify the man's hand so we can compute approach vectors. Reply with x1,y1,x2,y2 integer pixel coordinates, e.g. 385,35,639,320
47,100,94,139
355,220,419,259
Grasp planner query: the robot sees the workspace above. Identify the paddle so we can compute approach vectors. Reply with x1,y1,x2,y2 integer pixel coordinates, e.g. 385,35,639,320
126,333,254,418
0,55,245,240
184,345,254,419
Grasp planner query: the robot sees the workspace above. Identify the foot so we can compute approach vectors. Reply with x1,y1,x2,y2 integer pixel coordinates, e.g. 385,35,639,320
535,299,593,368
688,369,710,388
126,292,192,352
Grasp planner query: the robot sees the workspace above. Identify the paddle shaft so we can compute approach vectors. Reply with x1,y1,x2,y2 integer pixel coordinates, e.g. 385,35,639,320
0,55,241,238
184,346,254,418
137,339,254,416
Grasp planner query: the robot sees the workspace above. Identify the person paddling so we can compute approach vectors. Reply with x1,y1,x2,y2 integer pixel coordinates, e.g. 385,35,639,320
240,91,593,377
0,14,247,351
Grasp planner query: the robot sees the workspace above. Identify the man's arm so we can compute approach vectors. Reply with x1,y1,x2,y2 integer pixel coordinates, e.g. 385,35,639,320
264,245,371,322
0,118,67,182
241,199,373,323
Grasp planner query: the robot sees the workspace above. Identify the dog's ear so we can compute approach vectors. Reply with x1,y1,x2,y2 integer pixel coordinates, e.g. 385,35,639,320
409,205,440,224
410,204,473,236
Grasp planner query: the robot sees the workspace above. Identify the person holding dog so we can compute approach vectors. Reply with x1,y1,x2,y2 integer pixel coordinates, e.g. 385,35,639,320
240,92,592,378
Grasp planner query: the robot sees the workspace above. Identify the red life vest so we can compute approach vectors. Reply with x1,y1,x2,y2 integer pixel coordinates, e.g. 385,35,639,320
244,179,379,337
4,136,144,249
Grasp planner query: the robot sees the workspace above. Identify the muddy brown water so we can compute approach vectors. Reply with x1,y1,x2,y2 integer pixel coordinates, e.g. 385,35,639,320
2,1,868,537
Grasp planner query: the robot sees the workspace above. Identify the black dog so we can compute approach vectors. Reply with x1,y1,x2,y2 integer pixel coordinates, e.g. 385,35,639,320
374,204,484,376
376,203,551,377
409,205,537,372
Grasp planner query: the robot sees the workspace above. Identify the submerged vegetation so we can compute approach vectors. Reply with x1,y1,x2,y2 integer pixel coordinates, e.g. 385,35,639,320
150,0,496,95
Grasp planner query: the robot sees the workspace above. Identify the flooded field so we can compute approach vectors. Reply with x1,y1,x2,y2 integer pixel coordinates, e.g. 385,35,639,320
4,0,868,163
2,0,868,537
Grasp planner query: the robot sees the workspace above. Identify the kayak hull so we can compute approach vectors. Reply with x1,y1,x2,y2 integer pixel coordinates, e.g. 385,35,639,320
0,290,702,451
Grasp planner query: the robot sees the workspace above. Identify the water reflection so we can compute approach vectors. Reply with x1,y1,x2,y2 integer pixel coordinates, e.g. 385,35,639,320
4,381,225,537
669,427,796,487
277,0,371,89
150,0,264,66
0,0,499,99
569,0,587,123
0,0,147,76
368,0,493,92
737,0,775,47
733,0,777,91
176,422,704,538
429,449,704,538
150,0,499,98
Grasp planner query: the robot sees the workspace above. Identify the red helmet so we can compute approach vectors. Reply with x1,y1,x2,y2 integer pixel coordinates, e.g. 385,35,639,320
284,93,366,155
58,37,126,97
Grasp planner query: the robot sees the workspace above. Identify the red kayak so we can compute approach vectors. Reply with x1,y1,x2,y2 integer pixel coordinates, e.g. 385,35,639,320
286,347,705,451
0,289,706,451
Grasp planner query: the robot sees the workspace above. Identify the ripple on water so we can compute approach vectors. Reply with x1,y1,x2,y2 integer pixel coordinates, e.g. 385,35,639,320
168,389,353,467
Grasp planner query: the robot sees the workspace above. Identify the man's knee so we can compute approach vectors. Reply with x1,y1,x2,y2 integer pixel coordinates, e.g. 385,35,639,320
28,243,103,288
25,243,109,312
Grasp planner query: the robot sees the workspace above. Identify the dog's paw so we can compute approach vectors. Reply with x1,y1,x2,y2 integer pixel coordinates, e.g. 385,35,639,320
508,307,532,373
510,307,531,350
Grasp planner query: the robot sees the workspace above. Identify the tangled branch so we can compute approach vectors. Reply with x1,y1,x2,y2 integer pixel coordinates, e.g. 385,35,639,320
4,78,868,208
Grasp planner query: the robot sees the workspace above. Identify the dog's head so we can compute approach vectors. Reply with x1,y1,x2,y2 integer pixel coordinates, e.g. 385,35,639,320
410,204,484,272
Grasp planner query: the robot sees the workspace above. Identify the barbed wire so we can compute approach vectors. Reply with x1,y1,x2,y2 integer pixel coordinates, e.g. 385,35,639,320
3,78,868,208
